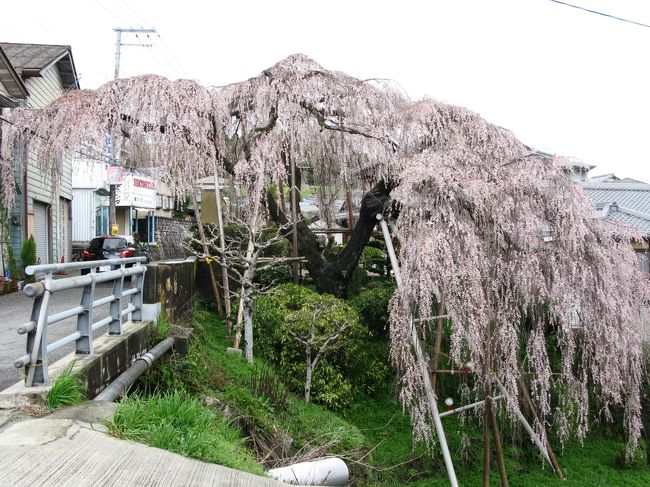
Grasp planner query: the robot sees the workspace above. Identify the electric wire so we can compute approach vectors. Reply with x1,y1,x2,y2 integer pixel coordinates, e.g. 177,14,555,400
549,0,650,29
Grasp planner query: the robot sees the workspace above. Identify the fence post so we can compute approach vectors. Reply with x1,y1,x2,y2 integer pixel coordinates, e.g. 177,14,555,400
131,265,145,321
25,274,52,386
76,273,95,354
109,266,125,335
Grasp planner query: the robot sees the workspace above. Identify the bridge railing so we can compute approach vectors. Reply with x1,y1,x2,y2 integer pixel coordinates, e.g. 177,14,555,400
13,257,147,387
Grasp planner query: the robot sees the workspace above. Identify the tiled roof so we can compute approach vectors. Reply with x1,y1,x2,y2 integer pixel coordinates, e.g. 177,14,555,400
582,179,650,236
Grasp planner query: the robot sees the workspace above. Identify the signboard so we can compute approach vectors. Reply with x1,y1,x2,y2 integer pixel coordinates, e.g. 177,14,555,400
107,166,126,185
111,223,119,235
115,174,157,209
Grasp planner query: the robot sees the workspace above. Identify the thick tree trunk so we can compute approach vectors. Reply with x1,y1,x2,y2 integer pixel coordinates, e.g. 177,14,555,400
266,180,393,297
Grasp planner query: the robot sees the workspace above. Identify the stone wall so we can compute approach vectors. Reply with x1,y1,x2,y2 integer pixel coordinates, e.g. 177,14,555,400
155,217,192,260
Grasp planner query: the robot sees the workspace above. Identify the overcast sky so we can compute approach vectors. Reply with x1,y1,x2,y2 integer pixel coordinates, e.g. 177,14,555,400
1,0,649,182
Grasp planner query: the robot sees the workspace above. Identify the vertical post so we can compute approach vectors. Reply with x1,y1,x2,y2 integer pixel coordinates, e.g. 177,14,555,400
489,397,509,487
109,267,125,334
344,189,354,245
289,153,299,284
191,191,224,319
131,266,145,321
114,29,122,80
76,274,95,354
212,161,232,324
26,274,52,386
109,183,116,234
377,215,459,487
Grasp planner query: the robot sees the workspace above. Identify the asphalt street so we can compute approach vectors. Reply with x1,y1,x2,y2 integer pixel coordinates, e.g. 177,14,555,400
0,273,116,391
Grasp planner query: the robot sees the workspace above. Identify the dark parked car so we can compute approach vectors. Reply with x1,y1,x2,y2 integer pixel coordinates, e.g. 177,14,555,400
81,235,149,274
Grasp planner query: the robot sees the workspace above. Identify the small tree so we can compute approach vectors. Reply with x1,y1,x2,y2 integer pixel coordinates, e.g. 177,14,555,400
286,300,354,404
186,216,293,363
6,244,17,280
20,235,36,282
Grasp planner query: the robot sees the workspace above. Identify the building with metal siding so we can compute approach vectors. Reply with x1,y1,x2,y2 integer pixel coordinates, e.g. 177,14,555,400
0,42,78,270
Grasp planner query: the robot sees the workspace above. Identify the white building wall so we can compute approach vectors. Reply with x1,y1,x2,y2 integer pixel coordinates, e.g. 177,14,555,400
72,188,96,242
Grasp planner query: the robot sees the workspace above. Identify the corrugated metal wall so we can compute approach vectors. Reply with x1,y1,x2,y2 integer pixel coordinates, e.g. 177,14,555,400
33,201,49,265
72,188,95,242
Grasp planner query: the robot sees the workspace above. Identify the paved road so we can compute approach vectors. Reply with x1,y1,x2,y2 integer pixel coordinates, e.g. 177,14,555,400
0,273,117,391
0,402,285,487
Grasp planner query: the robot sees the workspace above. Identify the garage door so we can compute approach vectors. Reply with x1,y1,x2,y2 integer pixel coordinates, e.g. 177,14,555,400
33,201,49,265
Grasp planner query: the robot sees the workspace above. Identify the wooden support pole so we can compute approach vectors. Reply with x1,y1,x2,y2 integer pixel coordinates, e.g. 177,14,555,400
517,372,565,479
212,162,232,330
289,153,299,284
489,397,509,487
191,192,224,320
430,299,446,393
483,320,493,487
483,399,491,487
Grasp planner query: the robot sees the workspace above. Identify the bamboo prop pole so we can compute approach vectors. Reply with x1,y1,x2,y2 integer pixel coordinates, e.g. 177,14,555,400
191,192,224,320
493,379,553,468
517,372,565,479
212,162,232,330
378,215,459,487
439,395,505,418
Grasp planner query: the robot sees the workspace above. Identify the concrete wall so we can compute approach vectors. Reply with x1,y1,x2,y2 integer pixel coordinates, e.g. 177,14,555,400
144,259,196,324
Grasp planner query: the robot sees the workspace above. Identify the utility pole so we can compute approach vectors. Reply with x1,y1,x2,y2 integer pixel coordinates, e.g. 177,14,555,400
109,27,156,233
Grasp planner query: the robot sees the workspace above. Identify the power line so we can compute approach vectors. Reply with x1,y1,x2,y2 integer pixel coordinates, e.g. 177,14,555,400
549,0,650,29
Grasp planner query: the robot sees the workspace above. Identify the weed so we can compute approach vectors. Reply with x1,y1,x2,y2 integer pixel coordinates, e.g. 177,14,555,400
109,391,265,476
45,361,86,410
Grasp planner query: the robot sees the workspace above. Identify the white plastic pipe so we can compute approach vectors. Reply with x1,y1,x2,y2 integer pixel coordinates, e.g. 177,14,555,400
267,457,348,486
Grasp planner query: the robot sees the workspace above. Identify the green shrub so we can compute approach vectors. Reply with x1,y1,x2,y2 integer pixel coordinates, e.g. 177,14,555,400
6,244,18,280
45,361,86,410
346,266,369,297
20,235,37,282
253,284,387,409
360,245,388,275
255,263,293,288
349,282,396,337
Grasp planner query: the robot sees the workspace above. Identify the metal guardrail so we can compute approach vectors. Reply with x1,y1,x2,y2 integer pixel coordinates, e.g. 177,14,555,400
13,257,147,387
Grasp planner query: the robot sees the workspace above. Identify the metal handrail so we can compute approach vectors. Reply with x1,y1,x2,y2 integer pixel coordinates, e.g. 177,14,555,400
25,256,146,275
14,258,147,387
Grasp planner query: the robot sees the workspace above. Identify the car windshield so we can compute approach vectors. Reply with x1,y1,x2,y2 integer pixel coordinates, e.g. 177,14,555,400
89,238,127,251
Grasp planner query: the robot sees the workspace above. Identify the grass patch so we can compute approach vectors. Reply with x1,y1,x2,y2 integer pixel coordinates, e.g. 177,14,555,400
345,390,650,486
109,391,264,476
132,306,369,471
130,303,650,485
45,361,86,410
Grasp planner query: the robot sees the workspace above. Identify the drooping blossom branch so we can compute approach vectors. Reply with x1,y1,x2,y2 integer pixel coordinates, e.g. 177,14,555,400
389,141,648,455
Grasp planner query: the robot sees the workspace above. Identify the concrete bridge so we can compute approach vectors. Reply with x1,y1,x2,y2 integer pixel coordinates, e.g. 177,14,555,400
0,260,290,486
